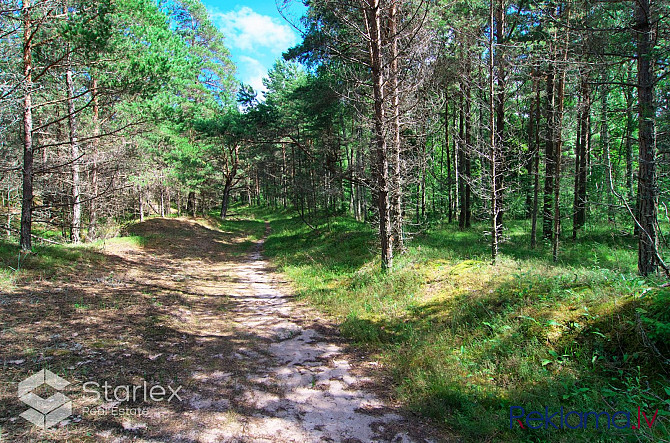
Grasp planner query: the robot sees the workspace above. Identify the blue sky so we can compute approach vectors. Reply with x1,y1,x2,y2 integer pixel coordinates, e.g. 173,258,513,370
202,0,306,93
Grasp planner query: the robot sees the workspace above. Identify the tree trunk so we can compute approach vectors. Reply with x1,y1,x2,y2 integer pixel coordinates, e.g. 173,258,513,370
526,89,535,218
552,72,563,261
456,85,472,230
364,0,392,270
458,94,466,230
530,77,541,249
6,188,13,238
345,145,360,220
139,190,144,222
358,143,366,221
389,0,403,252
65,48,81,243
573,72,589,239
187,191,196,216
421,139,426,219
636,0,658,276
20,0,33,251
552,33,568,262
490,0,498,260
464,86,472,229
625,65,634,199
415,181,420,224
160,186,165,217
87,78,100,241
491,0,505,262
453,99,460,222
220,181,232,218
542,70,555,240
600,81,615,222
445,102,453,223
282,142,287,209
220,144,239,219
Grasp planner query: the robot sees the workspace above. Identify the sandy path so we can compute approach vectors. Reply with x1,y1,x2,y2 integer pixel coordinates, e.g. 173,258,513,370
107,219,441,442
209,223,420,442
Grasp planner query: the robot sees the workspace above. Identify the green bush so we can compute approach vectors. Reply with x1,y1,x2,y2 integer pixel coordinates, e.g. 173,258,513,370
639,287,670,344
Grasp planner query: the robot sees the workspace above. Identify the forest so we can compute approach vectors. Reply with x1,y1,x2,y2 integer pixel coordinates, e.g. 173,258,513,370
2,0,669,274
1,0,670,441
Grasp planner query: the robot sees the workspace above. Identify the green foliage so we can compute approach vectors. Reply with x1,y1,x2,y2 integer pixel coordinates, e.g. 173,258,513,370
60,0,114,53
95,0,192,98
639,287,670,344
161,0,237,106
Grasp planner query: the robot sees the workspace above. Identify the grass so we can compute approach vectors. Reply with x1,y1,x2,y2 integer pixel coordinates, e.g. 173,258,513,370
0,239,106,291
260,209,670,442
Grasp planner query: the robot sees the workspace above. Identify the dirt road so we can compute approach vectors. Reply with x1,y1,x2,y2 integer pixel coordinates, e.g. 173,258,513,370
0,218,443,442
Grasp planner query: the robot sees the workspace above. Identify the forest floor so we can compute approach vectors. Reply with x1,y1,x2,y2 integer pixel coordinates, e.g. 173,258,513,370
0,216,446,442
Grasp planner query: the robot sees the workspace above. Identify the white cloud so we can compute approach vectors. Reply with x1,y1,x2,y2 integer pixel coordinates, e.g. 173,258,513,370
211,6,299,54
238,55,268,93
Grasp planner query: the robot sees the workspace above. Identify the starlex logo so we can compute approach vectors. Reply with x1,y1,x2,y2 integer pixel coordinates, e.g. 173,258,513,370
510,406,659,431
18,369,73,429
